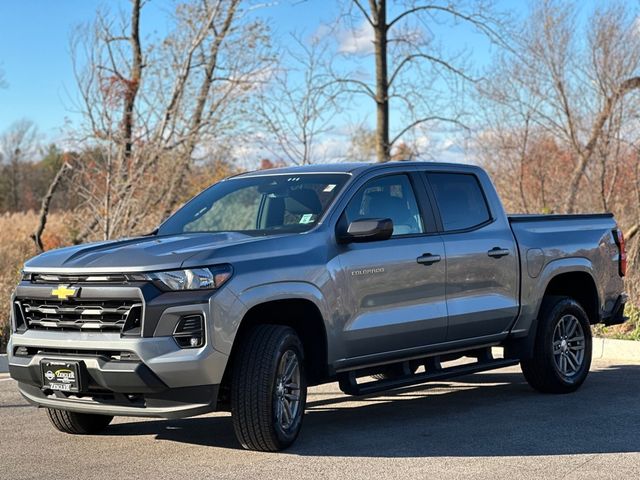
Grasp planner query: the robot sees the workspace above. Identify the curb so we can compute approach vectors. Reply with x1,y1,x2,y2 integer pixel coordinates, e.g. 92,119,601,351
593,338,640,362
0,354,7,374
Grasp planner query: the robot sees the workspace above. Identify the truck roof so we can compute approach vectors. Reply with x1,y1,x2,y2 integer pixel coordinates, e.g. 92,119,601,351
232,161,476,178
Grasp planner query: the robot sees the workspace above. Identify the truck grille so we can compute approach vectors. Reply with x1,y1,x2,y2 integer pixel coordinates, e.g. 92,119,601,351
29,273,129,284
16,298,141,333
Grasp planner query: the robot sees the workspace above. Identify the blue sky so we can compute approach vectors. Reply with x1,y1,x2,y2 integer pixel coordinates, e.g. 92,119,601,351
0,1,334,138
0,0,516,152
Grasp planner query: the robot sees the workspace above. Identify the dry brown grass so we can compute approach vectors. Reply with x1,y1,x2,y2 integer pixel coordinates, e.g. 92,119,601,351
0,211,74,352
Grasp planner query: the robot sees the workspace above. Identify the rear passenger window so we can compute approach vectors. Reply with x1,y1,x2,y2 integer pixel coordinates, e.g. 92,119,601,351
427,173,491,231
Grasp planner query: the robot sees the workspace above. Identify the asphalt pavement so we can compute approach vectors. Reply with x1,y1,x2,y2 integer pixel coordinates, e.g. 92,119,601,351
0,360,639,479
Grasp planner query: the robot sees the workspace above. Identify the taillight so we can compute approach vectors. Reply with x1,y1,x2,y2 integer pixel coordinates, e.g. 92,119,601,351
613,228,627,277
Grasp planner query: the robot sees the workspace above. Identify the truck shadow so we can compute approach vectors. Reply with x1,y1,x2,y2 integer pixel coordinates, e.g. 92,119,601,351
106,364,640,457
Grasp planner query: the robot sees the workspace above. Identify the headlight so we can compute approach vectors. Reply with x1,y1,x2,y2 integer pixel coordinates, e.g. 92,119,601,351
144,265,232,291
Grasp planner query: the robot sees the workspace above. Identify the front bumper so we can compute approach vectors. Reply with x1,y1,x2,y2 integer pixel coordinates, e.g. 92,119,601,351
8,333,229,418
10,350,167,394
17,382,219,419
8,280,232,418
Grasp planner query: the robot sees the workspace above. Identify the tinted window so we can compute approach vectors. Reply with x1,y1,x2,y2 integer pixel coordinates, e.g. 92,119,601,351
343,175,424,236
159,174,349,235
428,173,491,231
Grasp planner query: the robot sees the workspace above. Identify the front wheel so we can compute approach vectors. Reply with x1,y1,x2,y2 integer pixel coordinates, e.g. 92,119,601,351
521,296,592,394
231,324,307,451
46,408,113,434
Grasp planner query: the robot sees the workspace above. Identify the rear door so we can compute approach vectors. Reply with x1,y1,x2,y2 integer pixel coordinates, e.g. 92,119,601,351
424,171,519,341
336,172,448,359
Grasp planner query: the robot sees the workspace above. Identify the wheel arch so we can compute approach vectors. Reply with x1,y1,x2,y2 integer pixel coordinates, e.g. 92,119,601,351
506,260,599,360
231,298,329,385
222,282,332,395
540,271,599,324
528,258,601,327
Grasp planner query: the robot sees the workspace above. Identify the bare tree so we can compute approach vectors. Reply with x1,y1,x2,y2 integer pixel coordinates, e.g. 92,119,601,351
336,0,507,162
255,34,340,165
70,0,270,241
0,120,39,211
347,124,377,161
31,161,72,252
478,0,640,213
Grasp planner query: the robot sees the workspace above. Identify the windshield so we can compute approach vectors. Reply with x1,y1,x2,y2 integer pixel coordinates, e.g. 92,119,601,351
158,173,350,236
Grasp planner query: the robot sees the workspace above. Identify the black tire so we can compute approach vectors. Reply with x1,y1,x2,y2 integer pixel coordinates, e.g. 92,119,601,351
46,408,113,434
521,296,592,394
230,324,308,452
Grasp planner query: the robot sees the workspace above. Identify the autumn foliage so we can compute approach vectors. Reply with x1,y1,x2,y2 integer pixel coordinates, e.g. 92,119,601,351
0,212,74,352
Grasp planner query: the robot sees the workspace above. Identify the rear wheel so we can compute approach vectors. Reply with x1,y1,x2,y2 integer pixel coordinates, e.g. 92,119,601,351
231,324,307,451
46,408,113,434
521,296,592,393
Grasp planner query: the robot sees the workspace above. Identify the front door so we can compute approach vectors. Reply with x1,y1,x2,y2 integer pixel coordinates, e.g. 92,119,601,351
336,173,447,359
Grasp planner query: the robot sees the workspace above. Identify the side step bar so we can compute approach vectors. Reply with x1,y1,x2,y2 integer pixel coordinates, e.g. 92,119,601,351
338,352,519,396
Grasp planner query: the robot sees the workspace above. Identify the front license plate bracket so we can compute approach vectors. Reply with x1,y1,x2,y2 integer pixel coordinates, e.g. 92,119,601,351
41,360,84,393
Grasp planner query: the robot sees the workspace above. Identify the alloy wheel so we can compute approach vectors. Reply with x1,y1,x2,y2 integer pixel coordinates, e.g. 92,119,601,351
552,314,586,377
274,349,301,430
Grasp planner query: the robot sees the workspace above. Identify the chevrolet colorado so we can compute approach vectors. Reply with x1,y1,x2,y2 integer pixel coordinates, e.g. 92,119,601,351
7,162,627,451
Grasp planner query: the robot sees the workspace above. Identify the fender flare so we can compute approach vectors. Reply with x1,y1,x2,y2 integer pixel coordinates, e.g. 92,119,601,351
214,281,330,356
531,258,599,320
506,257,598,360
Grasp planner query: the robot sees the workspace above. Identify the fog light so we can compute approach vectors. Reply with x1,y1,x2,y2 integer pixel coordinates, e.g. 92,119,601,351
14,346,29,356
173,315,204,349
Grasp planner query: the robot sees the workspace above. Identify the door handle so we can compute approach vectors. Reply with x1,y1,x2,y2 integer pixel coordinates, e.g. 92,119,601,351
488,247,510,258
417,253,441,265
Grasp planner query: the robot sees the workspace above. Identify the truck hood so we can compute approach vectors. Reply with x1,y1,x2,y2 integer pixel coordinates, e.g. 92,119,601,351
23,232,279,274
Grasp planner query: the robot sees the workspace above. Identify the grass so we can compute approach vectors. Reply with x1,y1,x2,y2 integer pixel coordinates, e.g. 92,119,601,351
0,211,74,354
592,303,640,341
0,323,7,354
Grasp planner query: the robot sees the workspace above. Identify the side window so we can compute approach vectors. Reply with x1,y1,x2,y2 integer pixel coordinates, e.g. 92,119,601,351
427,173,491,231
343,174,424,236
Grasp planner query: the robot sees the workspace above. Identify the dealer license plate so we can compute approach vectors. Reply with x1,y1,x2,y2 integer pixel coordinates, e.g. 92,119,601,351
41,360,81,393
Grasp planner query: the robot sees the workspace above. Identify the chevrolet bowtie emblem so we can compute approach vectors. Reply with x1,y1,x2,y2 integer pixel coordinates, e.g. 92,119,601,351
51,285,78,301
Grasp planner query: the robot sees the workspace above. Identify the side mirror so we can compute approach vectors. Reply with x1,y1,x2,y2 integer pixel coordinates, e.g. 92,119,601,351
338,218,394,243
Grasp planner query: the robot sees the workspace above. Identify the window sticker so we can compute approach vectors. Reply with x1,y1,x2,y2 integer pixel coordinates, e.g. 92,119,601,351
299,213,315,224
323,184,337,192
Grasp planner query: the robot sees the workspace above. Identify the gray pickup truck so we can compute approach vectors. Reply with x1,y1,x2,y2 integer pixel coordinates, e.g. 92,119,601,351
8,162,627,451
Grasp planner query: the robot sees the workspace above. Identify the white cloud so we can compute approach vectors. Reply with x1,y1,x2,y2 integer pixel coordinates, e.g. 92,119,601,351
409,133,470,164
440,137,456,150
313,134,353,162
338,22,374,55
413,135,431,151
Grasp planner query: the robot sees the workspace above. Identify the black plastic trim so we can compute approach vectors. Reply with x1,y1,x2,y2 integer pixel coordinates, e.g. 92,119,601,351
409,171,439,234
602,294,628,326
339,357,518,396
9,355,168,394
333,333,507,372
17,383,219,419
508,213,614,222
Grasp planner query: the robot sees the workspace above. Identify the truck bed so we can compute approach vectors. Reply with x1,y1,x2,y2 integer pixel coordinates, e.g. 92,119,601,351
507,211,621,337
